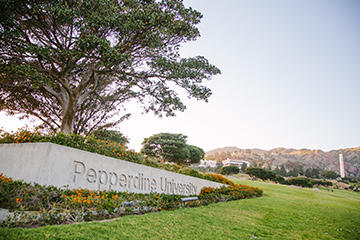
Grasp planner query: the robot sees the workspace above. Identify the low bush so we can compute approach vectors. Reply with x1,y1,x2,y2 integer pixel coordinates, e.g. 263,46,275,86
204,173,236,185
219,165,240,175
273,175,288,185
245,167,276,181
287,177,313,187
200,184,263,202
309,179,333,187
0,130,146,166
287,177,334,188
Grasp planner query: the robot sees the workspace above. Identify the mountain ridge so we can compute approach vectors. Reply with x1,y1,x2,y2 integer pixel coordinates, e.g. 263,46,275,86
205,146,360,178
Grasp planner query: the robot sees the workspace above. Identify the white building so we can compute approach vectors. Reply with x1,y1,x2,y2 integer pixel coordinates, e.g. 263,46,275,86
222,158,250,168
199,160,218,168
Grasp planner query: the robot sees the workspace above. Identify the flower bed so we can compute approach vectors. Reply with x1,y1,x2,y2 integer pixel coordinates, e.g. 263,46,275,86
0,174,263,227
0,130,264,227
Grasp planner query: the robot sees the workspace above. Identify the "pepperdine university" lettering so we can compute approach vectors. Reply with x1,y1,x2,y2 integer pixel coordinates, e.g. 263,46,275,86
73,160,197,195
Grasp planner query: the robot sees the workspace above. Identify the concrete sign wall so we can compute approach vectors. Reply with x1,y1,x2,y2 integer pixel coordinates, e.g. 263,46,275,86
0,143,223,195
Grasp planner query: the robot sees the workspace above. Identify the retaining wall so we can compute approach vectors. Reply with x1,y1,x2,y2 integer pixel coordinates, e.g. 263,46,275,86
0,143,223,195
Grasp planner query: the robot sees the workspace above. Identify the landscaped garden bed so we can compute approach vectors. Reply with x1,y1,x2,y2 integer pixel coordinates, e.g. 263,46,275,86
0,173,262,227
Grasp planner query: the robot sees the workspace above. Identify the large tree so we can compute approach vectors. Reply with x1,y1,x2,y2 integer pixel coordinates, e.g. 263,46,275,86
186,144,204,164
140,132,204,165
0,0,220,134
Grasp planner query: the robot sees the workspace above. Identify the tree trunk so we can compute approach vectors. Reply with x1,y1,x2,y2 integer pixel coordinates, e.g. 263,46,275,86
60,97,77,134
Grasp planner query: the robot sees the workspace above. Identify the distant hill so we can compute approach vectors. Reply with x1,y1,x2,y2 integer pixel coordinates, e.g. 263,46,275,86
205,146,360,178
206,147,242,156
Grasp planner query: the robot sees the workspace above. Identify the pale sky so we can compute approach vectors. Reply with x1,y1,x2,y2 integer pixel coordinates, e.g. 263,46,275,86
1,0,359,152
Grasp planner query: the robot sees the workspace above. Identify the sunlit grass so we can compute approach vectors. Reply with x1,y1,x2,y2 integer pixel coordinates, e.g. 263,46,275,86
1,179,359,239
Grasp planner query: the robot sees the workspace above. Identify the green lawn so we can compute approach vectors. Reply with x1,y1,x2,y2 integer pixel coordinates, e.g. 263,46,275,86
1,179,359,240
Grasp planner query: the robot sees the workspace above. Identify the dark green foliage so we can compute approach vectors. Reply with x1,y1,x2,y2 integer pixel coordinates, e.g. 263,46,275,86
305,168,312,178
298,166,304,176
311,168,320,178
141,133,188,163
241,162,247,173
323,170,339,179
141,133,204,165
279,165,287,176
304,168,321,179
309,180,333,187
0,0,220,134
288,177,334,188
287,167,299,177
245,167,277,181
274,175,288,184
220,165,240,175
288,177,313,187
187,145,205,164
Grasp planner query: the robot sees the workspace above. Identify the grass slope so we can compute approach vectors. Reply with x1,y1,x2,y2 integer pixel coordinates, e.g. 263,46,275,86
1,180,359,240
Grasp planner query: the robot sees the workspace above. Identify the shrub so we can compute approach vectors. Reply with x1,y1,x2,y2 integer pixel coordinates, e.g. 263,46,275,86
323,170,339,179
178,168,205,179
245,167,276,181
200,184,263,202
220,165,240,175
288,177,313,188
309,180,333,187
204,173,235,185
274,175,288,184
0,129,157,169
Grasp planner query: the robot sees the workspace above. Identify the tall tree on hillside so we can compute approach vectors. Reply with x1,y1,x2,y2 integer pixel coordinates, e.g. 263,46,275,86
279,165,287,177
305,168,312,178
241,162,247,173
0,0,220,135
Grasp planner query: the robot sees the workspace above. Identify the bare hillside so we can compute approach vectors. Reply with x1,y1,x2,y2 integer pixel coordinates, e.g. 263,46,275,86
206,146,360,178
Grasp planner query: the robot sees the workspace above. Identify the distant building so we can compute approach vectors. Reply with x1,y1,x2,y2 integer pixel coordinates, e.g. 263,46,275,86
222,158,250,168
199,160,217,168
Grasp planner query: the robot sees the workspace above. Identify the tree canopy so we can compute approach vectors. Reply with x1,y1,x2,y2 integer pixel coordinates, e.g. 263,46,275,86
140,132,204,165
0,0,220,135
323,170,339,179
